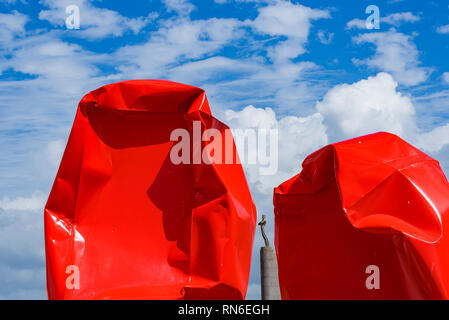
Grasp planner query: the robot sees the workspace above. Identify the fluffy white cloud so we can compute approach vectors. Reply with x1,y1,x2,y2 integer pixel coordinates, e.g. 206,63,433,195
39,0,157,39
0,192,46,211
316,72,416,139
77,1,329,116
225,105,328,193
194,59,323,115
416,124,449,153
1,34,105,96
162,0,195,16
316,72,449,156
0,10,28,47
45,139,65,169
114,17,244,78
444,72,449,84
251,1,330,62
169,56,260,84
317,30,334,44
346,12,420,30
437,25,449,34
345,18,366,30
382,12,420,26
252,1,329,38
352,29,431,86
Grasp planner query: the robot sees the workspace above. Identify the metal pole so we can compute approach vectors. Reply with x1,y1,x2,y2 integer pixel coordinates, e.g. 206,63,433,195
259,214,281,300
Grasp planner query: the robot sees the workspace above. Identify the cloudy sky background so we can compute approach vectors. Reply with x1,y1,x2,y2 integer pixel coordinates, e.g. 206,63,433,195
0,0,449,299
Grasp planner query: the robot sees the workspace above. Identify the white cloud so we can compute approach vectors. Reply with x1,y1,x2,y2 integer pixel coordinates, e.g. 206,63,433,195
114,17,244,78
225,105,328,193
352,29,431,86
444,72,449,84
162,0,195,16
346,12,420,30
0,10,28,47
316,72,449,155
168,56,259,83
416,124,449,153
346,18,366,30
381,12,420,26
0,192,46,211
437,25,449,34
39,0,157,39
251,1,330,62
317,30,334,44
316,72,416,139
251,1,329,38
190,59,324,115
2,34,105,95
44,139,65,170
92,1,329,115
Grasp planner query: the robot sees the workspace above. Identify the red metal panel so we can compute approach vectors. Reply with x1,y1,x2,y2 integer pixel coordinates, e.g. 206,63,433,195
274,132,449,299
44,80,256,300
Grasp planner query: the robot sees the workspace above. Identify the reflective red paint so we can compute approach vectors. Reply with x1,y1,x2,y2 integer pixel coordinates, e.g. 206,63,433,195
274,132,449,299
44,80,257,300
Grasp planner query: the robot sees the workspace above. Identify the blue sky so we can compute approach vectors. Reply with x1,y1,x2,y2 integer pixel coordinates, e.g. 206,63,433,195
0,0,449,299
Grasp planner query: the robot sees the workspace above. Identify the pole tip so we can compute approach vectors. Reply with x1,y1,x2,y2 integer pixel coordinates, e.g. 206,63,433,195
258,214,270,247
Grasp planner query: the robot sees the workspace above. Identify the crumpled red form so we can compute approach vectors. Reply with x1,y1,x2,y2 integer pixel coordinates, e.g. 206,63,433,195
44,80,256,300
274,132,449,299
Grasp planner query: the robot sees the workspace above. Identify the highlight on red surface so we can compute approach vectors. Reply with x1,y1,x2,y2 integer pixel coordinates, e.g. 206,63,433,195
274,132,449,300
44,80,257,300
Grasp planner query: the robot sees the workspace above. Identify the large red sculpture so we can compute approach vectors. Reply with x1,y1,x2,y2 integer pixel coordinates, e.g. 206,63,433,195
274,132,449,299
44,80,257,300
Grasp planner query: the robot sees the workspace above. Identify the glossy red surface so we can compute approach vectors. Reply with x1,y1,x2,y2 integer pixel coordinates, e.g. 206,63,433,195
274,132,449,299
44,80,256,300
